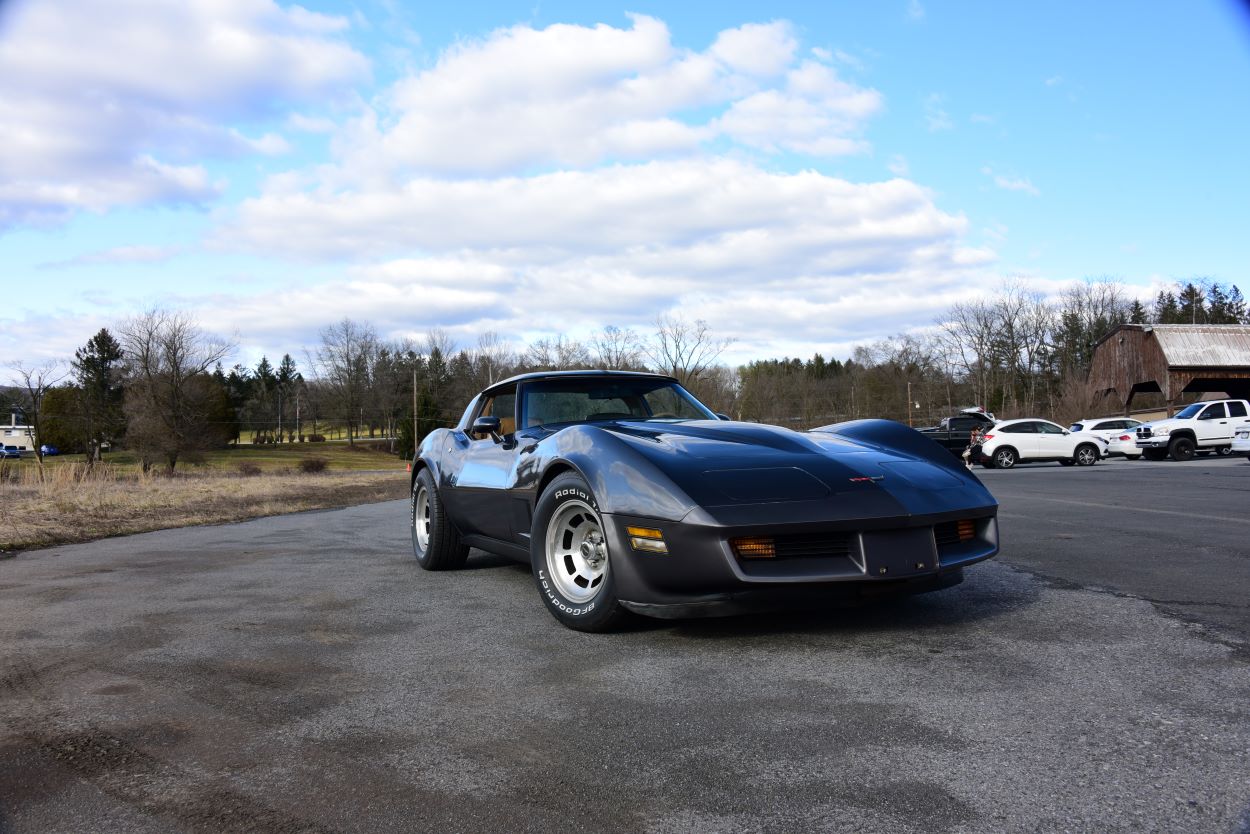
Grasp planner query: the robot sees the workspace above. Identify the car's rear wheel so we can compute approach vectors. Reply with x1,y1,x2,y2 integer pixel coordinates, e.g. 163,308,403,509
992,447,1018,469
411,468,469,570
1075,444,1100,466
1216,445,1233,456
531,472,632,632
1168,436,1196,462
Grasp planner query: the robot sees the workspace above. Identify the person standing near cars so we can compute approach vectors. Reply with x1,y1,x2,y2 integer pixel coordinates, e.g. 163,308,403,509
964,426,984,468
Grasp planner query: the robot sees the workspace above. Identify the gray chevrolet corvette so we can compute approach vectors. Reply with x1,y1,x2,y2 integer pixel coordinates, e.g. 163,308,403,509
410,370,999,631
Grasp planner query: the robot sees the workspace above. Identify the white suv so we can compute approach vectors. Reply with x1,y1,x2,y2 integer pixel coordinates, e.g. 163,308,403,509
979,419,1108,469
1069,417,1144,459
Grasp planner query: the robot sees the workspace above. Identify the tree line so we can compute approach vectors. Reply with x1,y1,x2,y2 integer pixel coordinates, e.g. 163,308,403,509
6,279,1245,470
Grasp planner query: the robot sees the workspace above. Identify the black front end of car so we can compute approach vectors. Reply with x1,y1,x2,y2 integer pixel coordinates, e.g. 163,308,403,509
600,506,999,618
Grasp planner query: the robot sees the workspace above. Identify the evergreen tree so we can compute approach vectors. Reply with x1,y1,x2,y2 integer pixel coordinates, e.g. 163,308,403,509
72,328,125,462
1226,285,1247,324
1153,290,1180,323
276,354,299,441
1177,282,1206,324
1128,300,1148,324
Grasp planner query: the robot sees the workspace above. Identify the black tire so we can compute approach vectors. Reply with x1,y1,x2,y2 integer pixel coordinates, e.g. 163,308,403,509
1168,436,1196,462
1216,445,1233,457
411,468,469,570
1074,444,1100,466
991,447,1018,470
530,472,632,632
1143,448,1167,461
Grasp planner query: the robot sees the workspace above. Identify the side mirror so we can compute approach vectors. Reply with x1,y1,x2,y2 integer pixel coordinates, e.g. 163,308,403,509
471,416,503,443
715,412,731,421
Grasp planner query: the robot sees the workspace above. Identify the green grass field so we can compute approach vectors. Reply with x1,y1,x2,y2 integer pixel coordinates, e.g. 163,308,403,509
25,441,407,473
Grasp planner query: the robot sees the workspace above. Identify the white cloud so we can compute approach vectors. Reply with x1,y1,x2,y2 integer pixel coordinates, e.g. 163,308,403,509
0,0,369,227
38,244,184,270
887,155,910,176
196,157,997,361
981,166,1040,196
906,0,926,22
923,93,952,132
335,16,879,178
709,21,797,76
1045,75,1064,86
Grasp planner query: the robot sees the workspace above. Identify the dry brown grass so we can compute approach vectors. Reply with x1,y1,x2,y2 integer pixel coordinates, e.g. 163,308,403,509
0,461,408,554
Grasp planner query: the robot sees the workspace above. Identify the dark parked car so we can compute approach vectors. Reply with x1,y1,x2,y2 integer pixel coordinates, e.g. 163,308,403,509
917,412,997,457
1,446,22,459
411,371,999,631
39,445,60,456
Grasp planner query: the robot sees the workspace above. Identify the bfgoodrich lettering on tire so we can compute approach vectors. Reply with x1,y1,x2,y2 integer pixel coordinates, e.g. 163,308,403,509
530,472,631,632
411,468,469,570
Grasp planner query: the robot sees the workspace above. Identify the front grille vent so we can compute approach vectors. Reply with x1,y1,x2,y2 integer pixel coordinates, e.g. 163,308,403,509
934,519,977,548
731,532,855,560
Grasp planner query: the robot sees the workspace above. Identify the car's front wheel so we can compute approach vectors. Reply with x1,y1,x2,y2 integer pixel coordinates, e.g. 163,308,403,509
1074,444,1100,466
531,472,632,632
1168,436,1196,462
411,468,469,570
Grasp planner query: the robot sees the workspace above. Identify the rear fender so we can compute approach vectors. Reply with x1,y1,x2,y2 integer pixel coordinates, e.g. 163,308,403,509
811,419,971,475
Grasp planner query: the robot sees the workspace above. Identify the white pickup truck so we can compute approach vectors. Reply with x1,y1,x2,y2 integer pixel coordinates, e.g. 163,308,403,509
1134,399,1250,461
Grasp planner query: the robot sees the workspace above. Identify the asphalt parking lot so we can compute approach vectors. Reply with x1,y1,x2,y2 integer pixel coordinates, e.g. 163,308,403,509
2,457,1249,833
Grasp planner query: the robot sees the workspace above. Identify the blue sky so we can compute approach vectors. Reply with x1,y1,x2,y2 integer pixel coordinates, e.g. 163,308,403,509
2,0,1248,368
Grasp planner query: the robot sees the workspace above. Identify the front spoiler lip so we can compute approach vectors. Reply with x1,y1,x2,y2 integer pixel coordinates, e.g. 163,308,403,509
618,569,967,619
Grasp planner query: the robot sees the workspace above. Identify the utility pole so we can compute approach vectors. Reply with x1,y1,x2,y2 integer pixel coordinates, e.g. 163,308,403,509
412,366,418,448
295,394,300,441
907,381,912,427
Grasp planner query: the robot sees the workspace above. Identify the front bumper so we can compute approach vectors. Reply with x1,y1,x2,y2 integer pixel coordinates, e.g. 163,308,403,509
1135,436,1169,449
602,507,999,616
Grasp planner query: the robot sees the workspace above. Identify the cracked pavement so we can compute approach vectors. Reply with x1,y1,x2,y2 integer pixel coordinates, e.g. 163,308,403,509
1,457,1249,832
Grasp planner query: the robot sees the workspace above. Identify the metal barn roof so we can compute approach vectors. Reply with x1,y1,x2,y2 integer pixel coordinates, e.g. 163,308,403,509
1146,325,1250,367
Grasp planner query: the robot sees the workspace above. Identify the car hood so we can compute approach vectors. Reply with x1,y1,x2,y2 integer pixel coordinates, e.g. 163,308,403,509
601,419,992,524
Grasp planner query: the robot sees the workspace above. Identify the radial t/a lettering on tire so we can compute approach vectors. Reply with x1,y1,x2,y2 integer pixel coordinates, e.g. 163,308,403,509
530,472,631,632
411,468,469,570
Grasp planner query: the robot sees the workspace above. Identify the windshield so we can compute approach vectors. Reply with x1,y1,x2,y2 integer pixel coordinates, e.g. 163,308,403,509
1174,403,1204,419
521,378,716,428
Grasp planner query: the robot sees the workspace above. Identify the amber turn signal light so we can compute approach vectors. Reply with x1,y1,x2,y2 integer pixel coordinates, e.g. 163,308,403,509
627,527,668,554
957,519,976,542
732,536,776,559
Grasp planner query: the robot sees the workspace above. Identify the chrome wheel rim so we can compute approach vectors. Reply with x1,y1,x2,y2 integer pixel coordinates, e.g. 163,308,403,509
545,499,608,604
414,484,431,553
1078,447,1096,465
996,450,1014,468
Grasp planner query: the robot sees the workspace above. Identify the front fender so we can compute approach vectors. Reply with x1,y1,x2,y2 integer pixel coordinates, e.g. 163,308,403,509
532,426,698,522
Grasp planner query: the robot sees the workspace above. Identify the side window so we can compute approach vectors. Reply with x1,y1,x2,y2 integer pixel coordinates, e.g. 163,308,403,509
1038,422,1065,434
1199,403,1226,420
474,387,517,439
1228,402,1248,418
1002,423,1035,434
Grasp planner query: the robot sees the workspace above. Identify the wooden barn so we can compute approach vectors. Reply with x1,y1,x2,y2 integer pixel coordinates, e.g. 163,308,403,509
1088,324,1250,415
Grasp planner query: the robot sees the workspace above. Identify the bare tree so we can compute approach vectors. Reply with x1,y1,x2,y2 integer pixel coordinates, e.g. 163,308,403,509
645,314,733,387
474,331,514,385
119,309,233,471
524,335,591,370
313,318,378,446
8,361,67,468
590,325,644,369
